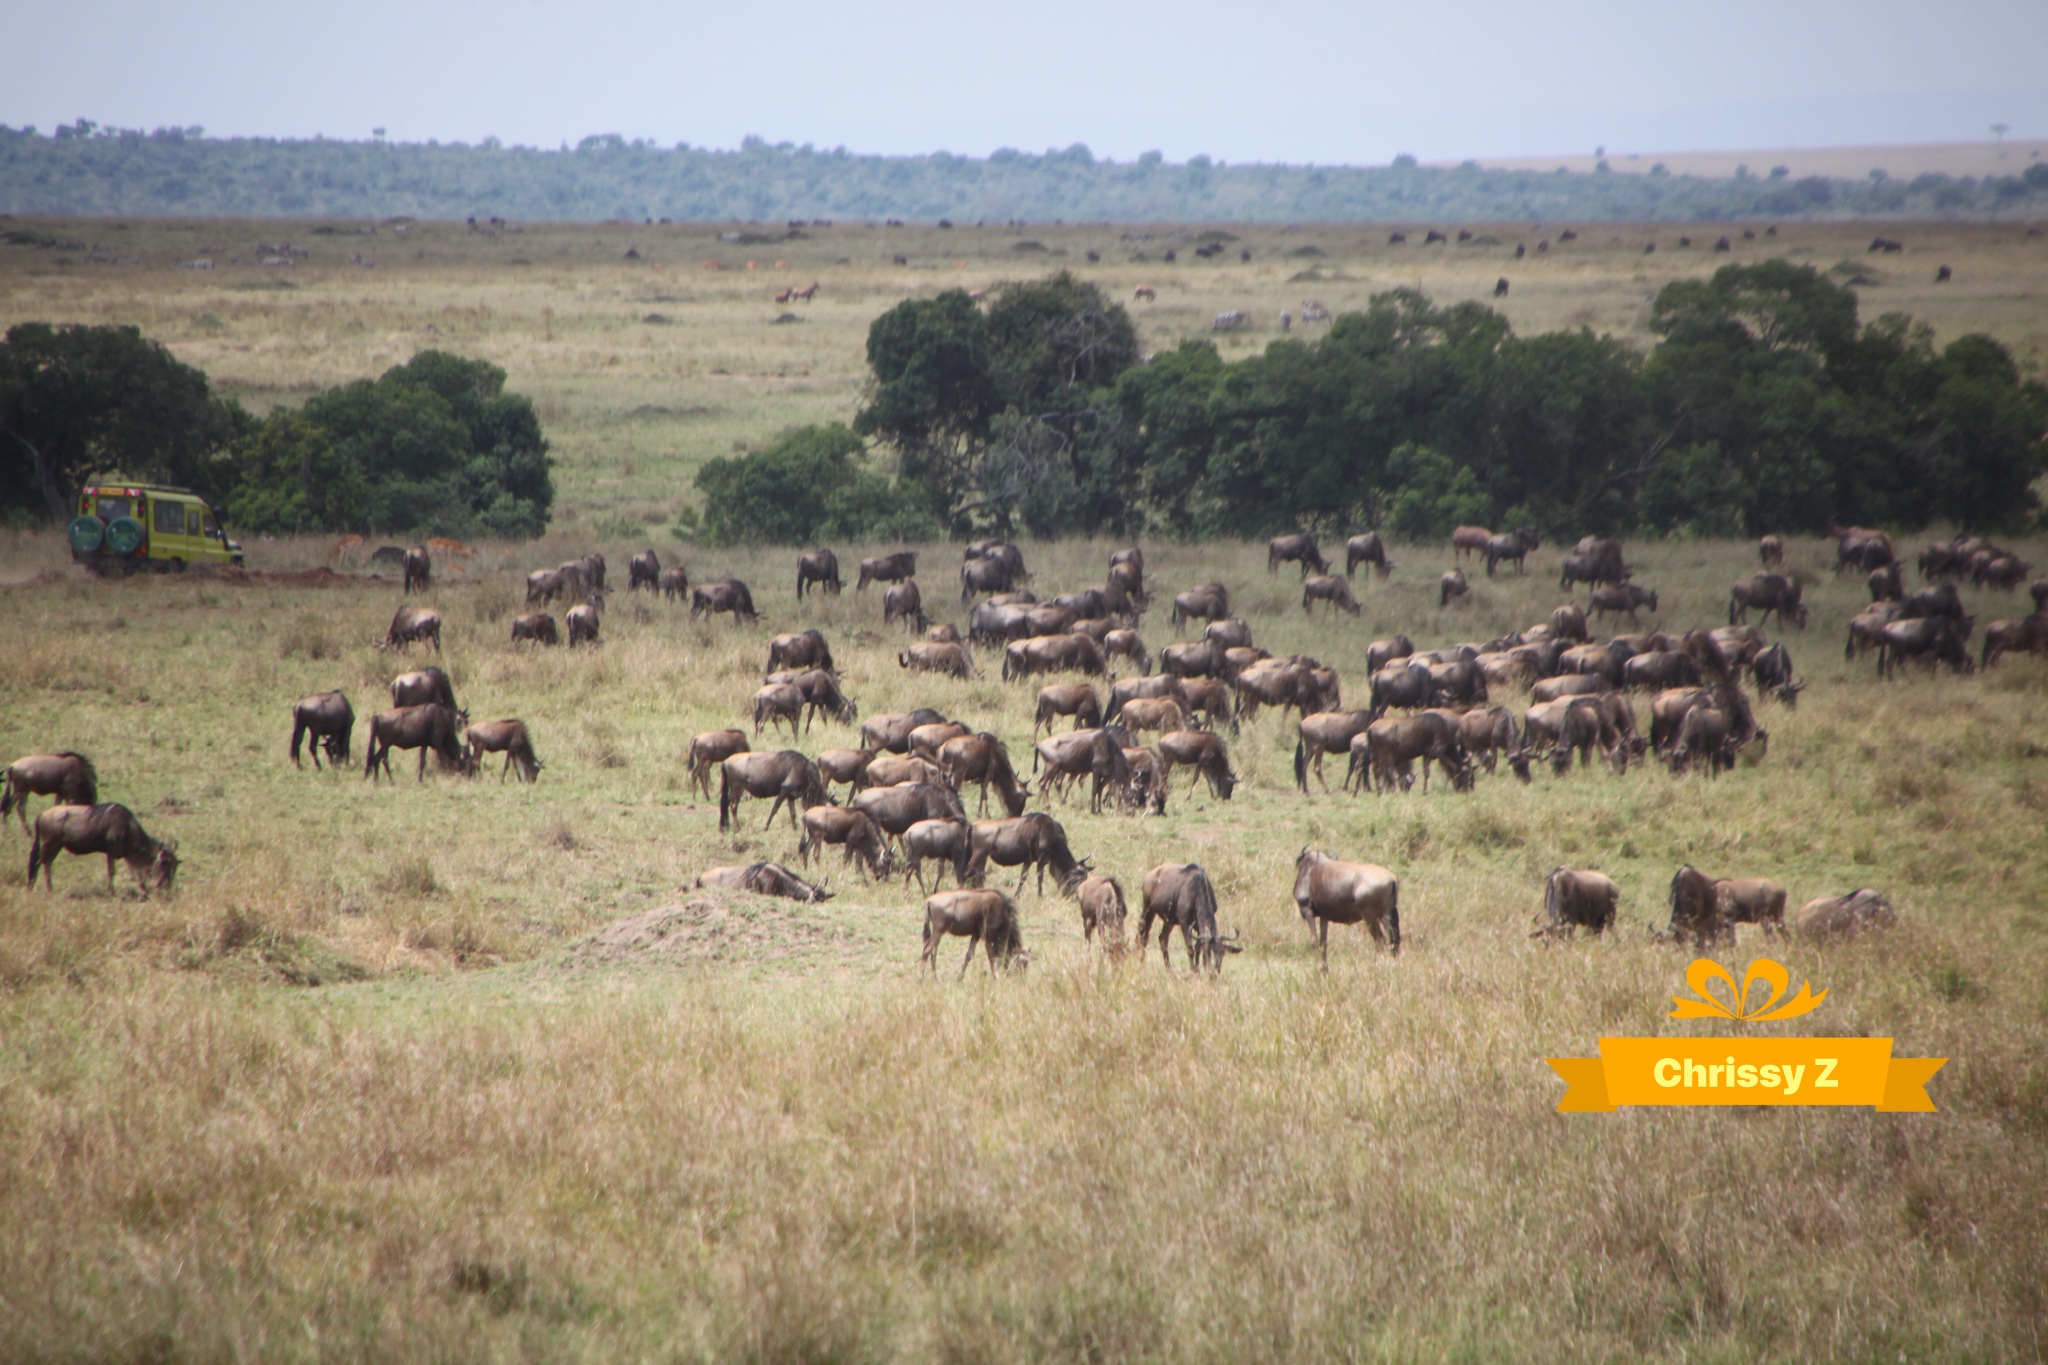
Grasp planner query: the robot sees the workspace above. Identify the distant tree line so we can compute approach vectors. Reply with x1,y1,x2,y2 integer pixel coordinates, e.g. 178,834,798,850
701,265,2047,542
6,123,2048,222
0,329,553,537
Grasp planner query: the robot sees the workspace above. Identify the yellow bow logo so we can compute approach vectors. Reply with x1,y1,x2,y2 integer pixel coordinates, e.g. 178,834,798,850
1669,958,1827,1022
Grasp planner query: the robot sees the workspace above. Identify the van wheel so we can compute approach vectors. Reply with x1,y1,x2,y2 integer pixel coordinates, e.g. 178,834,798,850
168,558,186,574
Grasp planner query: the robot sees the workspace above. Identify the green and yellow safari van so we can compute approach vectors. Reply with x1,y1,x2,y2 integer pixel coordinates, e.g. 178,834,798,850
68,485,244,572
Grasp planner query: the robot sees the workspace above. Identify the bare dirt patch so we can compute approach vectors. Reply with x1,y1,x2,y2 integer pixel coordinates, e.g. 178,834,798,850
566,890,878,970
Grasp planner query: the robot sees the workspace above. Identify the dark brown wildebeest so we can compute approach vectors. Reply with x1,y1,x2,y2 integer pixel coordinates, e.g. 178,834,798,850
288,695,354,770
391,666,457,711
1158,638,1224,680
1303,574,1361,615
1878,616,1974,678
1758,534,1784,568
659,566,691,602
511,612,559,646
1108,560,1145,607
1003,633,1105,681
1533,866,1618,939
1982,615,2048,668
795,548,841,599
382,605,442,652
1050,588,1107,620
718,750,826,832
1451,525,1494,561
1829,522,1894,573
1077,873,1128,953
3,752,99,828
1919,541,1967,581
1204,617,1254,649
2032,579,2048,615
1795,889,1896,940
1345,532,1392,579
691,579,759,625
899,642,974,678
580,553,607,593
1716,877,1787,936
1293,849,1399,965
1104,674,1189,724
1729,572,1806,629
1120,745,1170,815
1179,677,1235,732
27,802,177,895
767,629,834,674
751,683,805,739
859,708,948,754
696,862,832,902
403,545,431,593
901,818,972,891
1109,545,1144,577
1367,635,1416,673
566,601,601,647
1665,703,1736,777
1157,730,1236,801
1423,658,1485,710
959,556,1018,602
685,730,748,801
785,667,859,731
1169,583,1230,628
1559,641,1628,688
364,704,466,782
1844,603,1903,660
966,812,1085,896
1034,684,1101,736
464,719,542,783
1868,562,1903,602
1439,568,1469,608
851,782,968,848
938,733,1028,818
1484,527,1540,577
1550,603,1589,643
1665,865,1727,946
1032,728,1133,813
1590,583,1659,625
1268,533,1327,577
1021,604,1079,637
799,806,892,879
1899,582,1966,622
1559,539,1629,590
1234,660,1332,725
525,567,567,605
1353,715,1471,794
1367,660,1434,720
920,888,1027,977
1977,554,2033,591
857,551,918,591
627,549,660,592
965,539,1028,578
815,748,874,797
1103,628,1149,673
1751,643,1803,703
1621,650,1701,692
883,580,928,632
1451,706,1519,773
1139,862,1240,972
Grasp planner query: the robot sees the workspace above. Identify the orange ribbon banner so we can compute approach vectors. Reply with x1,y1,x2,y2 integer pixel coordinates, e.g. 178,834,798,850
1547,1038,1944,1112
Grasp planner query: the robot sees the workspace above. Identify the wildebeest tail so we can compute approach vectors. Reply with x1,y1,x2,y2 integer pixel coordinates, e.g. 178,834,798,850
718,764,735,832
27,830,42,887
1293,739,1306,792
0,779,13,820
1386,881,1401,954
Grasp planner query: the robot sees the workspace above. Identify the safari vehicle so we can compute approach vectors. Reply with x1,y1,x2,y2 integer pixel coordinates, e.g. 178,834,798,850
68,485,243,572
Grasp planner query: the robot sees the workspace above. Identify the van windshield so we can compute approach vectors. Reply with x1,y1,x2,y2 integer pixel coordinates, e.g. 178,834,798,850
94,497,131,520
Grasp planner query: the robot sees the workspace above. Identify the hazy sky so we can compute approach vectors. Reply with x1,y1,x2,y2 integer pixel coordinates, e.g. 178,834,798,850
5,0,2044,164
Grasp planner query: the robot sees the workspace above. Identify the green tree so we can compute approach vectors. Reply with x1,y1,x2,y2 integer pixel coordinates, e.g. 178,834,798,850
1385,443,1490,541
694,424,935,544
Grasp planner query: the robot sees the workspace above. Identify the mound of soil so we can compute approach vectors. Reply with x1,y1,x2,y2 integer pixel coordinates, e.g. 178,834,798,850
567,891,866,969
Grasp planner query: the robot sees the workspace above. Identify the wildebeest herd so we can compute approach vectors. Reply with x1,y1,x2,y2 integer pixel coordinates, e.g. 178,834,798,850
19,521,2030,971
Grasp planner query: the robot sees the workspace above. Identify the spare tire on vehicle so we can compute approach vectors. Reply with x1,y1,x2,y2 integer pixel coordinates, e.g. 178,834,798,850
104,516,146,555
67,516,105,553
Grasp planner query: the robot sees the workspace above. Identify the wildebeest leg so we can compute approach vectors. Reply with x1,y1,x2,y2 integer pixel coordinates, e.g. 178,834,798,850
1319,918,1330,972
416,746,429,783
763,796,785,831
105,852,118,894
960,930,980,979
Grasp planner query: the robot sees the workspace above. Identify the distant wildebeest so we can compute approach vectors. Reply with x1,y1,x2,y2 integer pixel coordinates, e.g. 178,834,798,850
566,602,601,647
899,641,974,678
1590,583,1659,625
1982,615,2048,669
1169,583,1230,628
767,629,834,674
960,557,1019,602
579,553,606,593
884,580,928,632
2032,579,2048,615
1559,537,1628,590
627,549,661,592
1032,728,1133,814
1002,633,1106,682
510,612,558,646
920,888,1027,976
1829,522,1894,573
966,812,1085,896
1533,866,1618,939
1878,616,1974,678
364,704,466,782
691,579,758,626
1345,531,1391,579
1439,568,1469,608
525,567,566,605
753,683,806,739
1728,573,1806,630
1268,533,1327,576
1484,527,1540,577
1354,715,1472,795
659,566,691,602
1133,285,1155,301
1868,563,1903,602
1302,574,1361,615
1366,635,1415,674
1212,310,1251,332
1293,848,1400,965
1664,865,1728,946
795,548,841,599
3,752,99,828
1494,277,1510,297
403,545,431,593
695,862,831,902
685,730,748,801
1156,730,1236,801
718,751,826,832
391,666,457,711
1451,526,1493,561
938,733,1029,818
851,783,968,850
859,708,949,755
26,802,178,896
1103,628,1149,673
1139,863,1239,972
1758,534,1784,568
464,719,542,783
799,806,892,880
382,605,442,652
1715,877,1788,937
1034,684,1102,736
900,817,972,892
288,694,355,770
857,551,918,592
1076,873,1128,953
1795,889,1896,940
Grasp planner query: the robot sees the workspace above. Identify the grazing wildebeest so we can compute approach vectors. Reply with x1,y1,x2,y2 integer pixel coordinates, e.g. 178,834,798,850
1982,615,2048,669
1169,583,1230,628
464,719,542,783
1119,745,1169,815
1077,874,1128,953
1292,849,1400,965
1102,628,1149,673
1354,715,1471,794
1179,678,1235,732
1590,583,1659,625
1032,729,1133,813
1716,877,1787,936
718,751,826,832
1758,534,1784,568
1268,533,1327,577
851,782,968,847
1139,863,1240,972
1665,704,1737,776
857,551,919,591
685,730,748,801
767,629,834,674
859,708,948,755
1484,527,1540,577
288,695,354,770
1451,526,1494,561
403,545,431,593
364,704,466,782
566,601,601,647
696,862,832,902
751,683,806,738
1868,562,1903,602
901,818,972,891
1439,568,1469,607
883,580,928,632
1034,684,1102,736
795,548,841,598
27,803,177,895
1665,865,1727,946
799,806,892,879
1751,643,1802,702
938,733,1028,818
899,642,974,678
1003,633,1106,681
659,566,691,602
1728,573,1806,629
391,666,457,711
1453,706,1520,773
691,579,758,625
1533,866,1618,939
966,812,1085,896
525,567,568,605
1345,532,1392,579
627,549,660,592
1795,889,1896,940
1878,616,1974,678
1494,277,1511,297
382,605,442,652
920,889,1027,977
1303,574,1361,615
3,752,99,828
510,612,559,646
1156,730,1236,801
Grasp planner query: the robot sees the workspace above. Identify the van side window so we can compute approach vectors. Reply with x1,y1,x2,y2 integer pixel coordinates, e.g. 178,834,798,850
202,514,218,537
186,507,202,536
154,500,184,535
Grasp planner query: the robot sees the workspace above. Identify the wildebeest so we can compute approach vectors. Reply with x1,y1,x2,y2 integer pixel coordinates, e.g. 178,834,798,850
464,719,542,783
901,817,972,891
1451,525,1494,561
799,806,892,879
1665,702,1736,776
1170,583,1230,628
1976,554,2032,591
851,782,968,845
1366,660,1434,720
753,682,805,738
685,730,749,801
1716,877,1787,936
1590,583,1659,625
364,704,466,782
1157,730,1236,801
1003,633,1106,681
899,641,974,678
1102,628,1149,673
1439,568,1469,608
27,802,177,895
1751,643,1802,703
2033,579,2048,615
883,580,928,632
718,751,827,832
767,629,834,674
1484,527,1540,577
627,549,661,592
1758,534,1784,568
1292,849,1400,964
857,551,918,591
403,545,431,593
964,539,1027,579
1366,635,1415,674
1878,616,1974,678
288,695,354,770
1728,573,1806,630
1829,522,1894,573
1034,684,1101,736
580,552,607,593
960,556,1019,601
1664,865,1727,946
920,888,1026,977
815,748,874,798
695,862,831,902
525,565,580,605
3,752,99,827
1533,866,1618,939
1303,574,1361,615
1353,715,1471,794
1559,538,1628,590
938,733,1028,817
1795,889,1896,940
1345,532,1392,579
966,812,1085,896
691,579,759,626
1139,863,1240,972
1076,873,1128,953
795,548,841,598
1235,659,1337,724
1268,533,1327,577
659,566,691,602
1032,728,1133,813
1452,706,1520,773
1104,674,1188,724
566,602,601,647
780,668,858,732
382,605,442,652
859,708,949,754
1982,615,2048,668
1868,562,1903,602
1621,650,1701,692
391,666,457,711
1115,697,1186,735
1157,638,1223,680
510,612,559,646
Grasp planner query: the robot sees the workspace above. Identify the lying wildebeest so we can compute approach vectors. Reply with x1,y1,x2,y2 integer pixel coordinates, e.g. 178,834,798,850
1268,533,1327,577
510,612,559,646
1439,568,1469,608
566,601,601,647
850,781,968,846
859,708,948,754
1664,864,1727,946
1729,572,1806,629
1795,889,1896,940
288,694,354,770
751,683,805,739
696,862,831,902
1758,534,1784,568
403,545,431,593
901,817,972,891
27,802,178,895
1169,583,1230,628
1716,877,1787,936
883,580,928,632
1345,532,1392,579
1077,873,1128,953
938,733,1029,818
1293,848,1399,965
691,578,759,626
364,704,466,782
767,629,833,673
857,551,918,592
795,548,841,598
1533,866,1618,939
464,719,543,783
1878,616,1974,678
659,565,691,602
685,729,749,801
1032,728,1133,813
966,812,1085,896
1484,527,1540,577
920,888,1027,977
1003,633,1106,681
382,605,442,652
899,642,974,678
799,806,892,879
1451,525,1494,561
3,752,99,828
1982,615,2048,669
1156,730,1236,801
1303,574,1361,615
627,549,660,592
391,666,457,711
1034,684,1102,736
1591,583,1659,625
718,750,827,832
1139,862,1240,972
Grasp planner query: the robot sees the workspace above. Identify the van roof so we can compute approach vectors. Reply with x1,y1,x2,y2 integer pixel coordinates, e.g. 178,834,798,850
85,484,205,499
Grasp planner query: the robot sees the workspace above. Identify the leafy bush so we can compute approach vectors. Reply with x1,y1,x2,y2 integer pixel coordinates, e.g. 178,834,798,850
692,424,936,545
